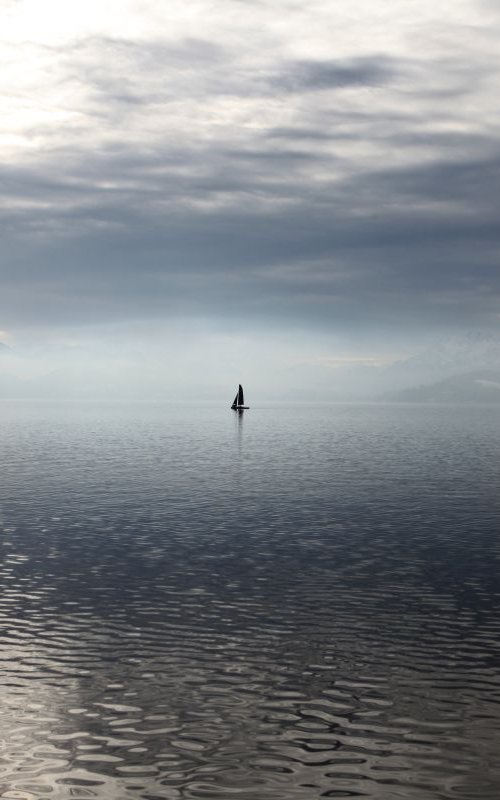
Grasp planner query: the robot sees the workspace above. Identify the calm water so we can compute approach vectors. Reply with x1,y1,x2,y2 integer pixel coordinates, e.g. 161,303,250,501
1,401,500,800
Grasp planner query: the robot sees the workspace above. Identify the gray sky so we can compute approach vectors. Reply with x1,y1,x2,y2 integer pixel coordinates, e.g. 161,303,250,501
1,0,499,396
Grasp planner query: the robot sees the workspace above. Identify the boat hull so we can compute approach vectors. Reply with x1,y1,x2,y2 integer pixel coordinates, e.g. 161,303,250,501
231,405,249,410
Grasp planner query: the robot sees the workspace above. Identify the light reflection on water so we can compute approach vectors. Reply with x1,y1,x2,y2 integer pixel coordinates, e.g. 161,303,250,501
1,401,500,799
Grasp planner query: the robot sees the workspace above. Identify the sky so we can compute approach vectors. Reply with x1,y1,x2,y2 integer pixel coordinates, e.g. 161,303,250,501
1,0,499,398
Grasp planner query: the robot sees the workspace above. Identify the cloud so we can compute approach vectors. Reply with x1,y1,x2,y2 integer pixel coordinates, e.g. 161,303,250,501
1,0,500,344
272,56,399,93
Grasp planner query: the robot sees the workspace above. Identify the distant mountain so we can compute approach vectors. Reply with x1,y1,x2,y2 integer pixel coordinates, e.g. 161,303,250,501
386,331,500,384
360,331,500,400
383,370,500,403
287,331,500,401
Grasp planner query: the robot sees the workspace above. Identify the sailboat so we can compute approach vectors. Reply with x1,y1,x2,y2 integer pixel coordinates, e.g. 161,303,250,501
231,384,249,410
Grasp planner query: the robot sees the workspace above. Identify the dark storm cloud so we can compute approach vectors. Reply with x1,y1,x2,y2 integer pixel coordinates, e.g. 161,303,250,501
2,131,500,331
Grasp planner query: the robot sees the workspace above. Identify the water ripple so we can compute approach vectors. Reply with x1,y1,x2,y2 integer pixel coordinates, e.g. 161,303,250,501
0,402,500,798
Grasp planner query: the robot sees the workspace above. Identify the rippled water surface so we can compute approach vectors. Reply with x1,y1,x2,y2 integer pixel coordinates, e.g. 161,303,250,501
1,401,500,800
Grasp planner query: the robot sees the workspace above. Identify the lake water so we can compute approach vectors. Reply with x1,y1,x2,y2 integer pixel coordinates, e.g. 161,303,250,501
0,401,500,800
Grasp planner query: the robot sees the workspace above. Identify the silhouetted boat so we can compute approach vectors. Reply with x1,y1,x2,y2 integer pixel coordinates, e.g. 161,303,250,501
231,384,249,410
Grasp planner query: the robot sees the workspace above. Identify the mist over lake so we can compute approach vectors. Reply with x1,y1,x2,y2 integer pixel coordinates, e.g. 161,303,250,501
1,401,499,799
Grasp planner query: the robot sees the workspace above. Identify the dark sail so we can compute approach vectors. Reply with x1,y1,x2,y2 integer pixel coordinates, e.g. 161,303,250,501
231,384,247,409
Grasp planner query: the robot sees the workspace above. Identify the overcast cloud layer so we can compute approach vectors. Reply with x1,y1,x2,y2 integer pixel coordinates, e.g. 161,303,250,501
1,0,500,376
